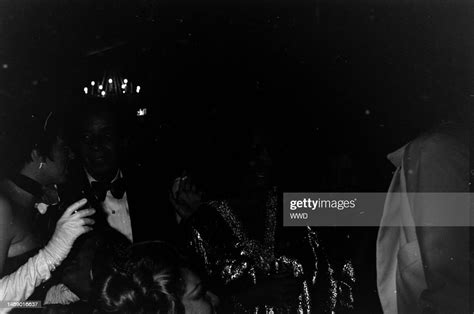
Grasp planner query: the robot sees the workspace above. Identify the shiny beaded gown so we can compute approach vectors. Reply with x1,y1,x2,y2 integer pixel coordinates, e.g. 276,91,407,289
183,187,356,313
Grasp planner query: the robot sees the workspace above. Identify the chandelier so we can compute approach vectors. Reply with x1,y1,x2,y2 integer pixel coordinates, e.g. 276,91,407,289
83,73,141,98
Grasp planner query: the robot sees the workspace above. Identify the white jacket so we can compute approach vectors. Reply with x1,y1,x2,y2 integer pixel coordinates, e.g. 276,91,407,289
377,123,469,313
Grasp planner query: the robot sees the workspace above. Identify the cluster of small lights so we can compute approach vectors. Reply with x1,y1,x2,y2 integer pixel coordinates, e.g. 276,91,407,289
83,75,141,98
137,108,147,116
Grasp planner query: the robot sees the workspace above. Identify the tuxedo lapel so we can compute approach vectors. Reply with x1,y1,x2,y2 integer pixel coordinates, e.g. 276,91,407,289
61,163,180,244
121,166,179,244
59,166,107,229
120,168,158,243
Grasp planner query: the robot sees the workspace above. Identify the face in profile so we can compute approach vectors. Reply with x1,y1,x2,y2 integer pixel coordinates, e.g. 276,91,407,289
79,113,120,180
181,268,219,314
42,136,70,185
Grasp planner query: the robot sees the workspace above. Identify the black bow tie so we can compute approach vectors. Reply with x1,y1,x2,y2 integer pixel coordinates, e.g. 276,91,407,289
90,178,126,202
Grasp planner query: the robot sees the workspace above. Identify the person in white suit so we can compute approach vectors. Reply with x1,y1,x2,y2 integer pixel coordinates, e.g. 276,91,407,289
377,121,470,313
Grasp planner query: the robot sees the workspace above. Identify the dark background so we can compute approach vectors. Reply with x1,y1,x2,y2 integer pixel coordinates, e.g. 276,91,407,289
0,1,471,311
1,0,472,193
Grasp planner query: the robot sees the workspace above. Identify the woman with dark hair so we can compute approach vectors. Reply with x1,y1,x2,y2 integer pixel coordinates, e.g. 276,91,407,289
96,241,219,314
0,108,95,304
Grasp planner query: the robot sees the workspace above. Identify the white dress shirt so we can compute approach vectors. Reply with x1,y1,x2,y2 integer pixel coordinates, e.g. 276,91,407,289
43,170,134,306
86,170,133,242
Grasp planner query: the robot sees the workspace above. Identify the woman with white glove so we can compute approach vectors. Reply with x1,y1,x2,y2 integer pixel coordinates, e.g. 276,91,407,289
0,198,94,304
0,109,94,311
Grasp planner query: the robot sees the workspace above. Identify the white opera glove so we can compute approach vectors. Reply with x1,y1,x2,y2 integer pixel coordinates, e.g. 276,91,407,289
0,250,50,313
0,199,94,308
42,199,95,271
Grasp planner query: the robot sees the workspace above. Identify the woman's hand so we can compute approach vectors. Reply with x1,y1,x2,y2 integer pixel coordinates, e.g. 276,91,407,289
0,199,94,302
54,198,95,242
43,199,95,269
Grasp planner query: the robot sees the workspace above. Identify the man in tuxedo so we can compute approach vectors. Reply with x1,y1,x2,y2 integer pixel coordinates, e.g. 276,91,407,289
45,99,178,304
63,99,178,244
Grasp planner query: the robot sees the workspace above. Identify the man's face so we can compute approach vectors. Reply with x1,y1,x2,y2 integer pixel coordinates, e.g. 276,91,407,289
79,113,120,179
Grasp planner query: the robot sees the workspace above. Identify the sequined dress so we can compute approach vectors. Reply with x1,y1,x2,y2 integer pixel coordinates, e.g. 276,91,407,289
183,188,356,313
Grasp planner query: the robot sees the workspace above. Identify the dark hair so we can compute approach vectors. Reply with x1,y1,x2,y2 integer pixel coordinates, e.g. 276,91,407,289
0,106,65,178
95,241,189,314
